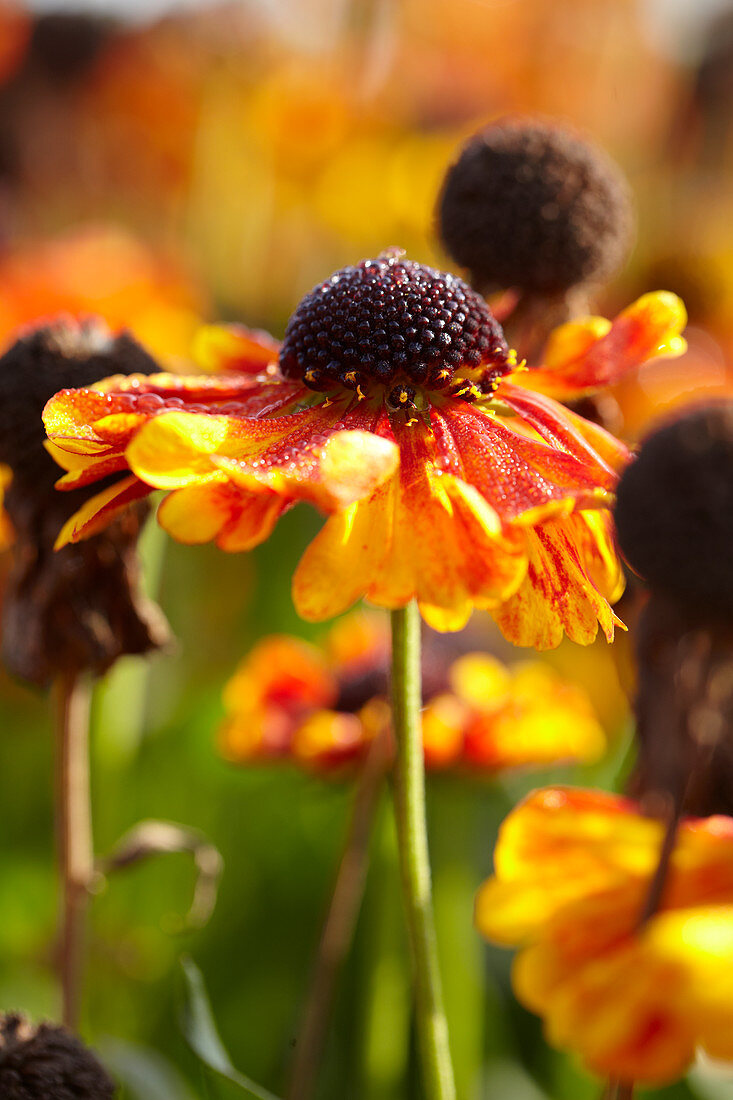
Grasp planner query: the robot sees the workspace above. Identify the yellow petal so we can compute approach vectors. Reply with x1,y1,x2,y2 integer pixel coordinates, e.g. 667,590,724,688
126,410,229,488
156,481,232,544
542,317,613,368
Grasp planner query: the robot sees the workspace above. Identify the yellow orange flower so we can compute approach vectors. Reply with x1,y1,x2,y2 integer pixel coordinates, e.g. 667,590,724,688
219,614,605,774
43,257,686,645
475,788,733,1084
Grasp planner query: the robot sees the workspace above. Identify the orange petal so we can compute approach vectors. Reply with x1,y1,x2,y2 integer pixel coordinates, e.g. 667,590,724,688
54,475,150,547
436,402,615,522
192,323,281,374
215,428,398,511
497,383,630,479
293,418,529,631
157,480,285,552
519,292,688,400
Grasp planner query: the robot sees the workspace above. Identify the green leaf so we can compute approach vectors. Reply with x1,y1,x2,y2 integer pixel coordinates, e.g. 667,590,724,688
100,1037,200,1100
180,956,282,1100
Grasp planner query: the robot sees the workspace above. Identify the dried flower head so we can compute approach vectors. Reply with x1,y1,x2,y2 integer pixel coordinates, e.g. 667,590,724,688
0,1013,115,1099
615,403,733,816
0,319,170,685
615,403,733,621
23,13,112,87
437,117,633,296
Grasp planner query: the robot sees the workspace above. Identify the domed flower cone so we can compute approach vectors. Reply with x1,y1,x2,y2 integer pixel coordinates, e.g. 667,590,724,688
436,118,634,357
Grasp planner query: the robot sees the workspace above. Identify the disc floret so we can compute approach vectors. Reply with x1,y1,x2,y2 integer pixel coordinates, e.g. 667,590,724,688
279,255,511,404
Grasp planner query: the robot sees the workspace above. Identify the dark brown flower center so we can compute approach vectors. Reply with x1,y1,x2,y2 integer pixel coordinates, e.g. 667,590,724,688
279,256,510,404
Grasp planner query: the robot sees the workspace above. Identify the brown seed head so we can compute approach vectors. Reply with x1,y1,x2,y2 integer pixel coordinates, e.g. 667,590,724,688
437,117,633,295
615,402,733,623
0,1014,116,1099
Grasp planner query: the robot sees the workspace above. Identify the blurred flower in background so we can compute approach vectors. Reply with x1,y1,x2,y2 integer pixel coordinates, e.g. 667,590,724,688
0,225,207,365
219,611,606,773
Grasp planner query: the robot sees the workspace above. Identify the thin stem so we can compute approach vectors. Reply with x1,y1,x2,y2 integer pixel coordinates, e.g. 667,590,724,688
601,1081,635,1100
638,796,681,927
54,671,93,1032
390,603,456,1100
288,731,389,1100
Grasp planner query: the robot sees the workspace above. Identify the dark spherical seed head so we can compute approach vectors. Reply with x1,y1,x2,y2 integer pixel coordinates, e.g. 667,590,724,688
279,256,509,394
437,117,634,295
0,1014,116,1099
615,403,733,621
0,318,159,491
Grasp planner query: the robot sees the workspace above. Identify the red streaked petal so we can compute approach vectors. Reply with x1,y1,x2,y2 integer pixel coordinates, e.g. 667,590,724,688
125,401,397,510
493,512,625,650
293,418,528,630
497,383,630,478
437,401,615,521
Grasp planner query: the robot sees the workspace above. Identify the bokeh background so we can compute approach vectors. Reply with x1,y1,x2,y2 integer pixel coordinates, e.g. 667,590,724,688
0,1,732,1097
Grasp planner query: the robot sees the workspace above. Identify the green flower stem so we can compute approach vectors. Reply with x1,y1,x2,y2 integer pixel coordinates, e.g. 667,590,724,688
390,603,456,1100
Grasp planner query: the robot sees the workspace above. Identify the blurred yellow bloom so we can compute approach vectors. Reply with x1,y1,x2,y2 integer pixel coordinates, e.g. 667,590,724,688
476,788,733,1084
424,655,605,770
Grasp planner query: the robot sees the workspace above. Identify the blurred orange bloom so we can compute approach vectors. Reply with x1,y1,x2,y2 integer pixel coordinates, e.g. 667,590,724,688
476,787,733,1084
219,612,389,771
219,614,605,774
0,226,206,365
43,258,685,644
